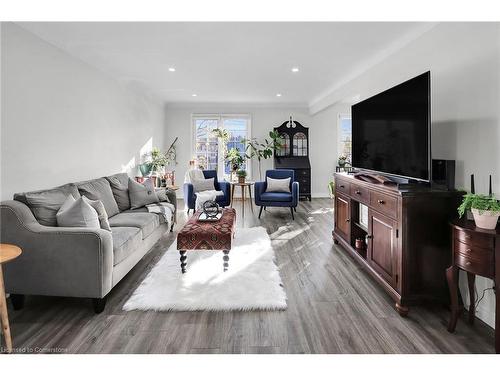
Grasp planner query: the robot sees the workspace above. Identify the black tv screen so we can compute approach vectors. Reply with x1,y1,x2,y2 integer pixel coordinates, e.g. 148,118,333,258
351,72,430,181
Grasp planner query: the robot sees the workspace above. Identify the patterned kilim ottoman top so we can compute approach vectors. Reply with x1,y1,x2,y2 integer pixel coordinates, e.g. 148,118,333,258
177,208,236,250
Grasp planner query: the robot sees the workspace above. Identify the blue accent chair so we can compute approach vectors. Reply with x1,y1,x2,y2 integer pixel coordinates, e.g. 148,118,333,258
255,169,299,220
183,170,231,214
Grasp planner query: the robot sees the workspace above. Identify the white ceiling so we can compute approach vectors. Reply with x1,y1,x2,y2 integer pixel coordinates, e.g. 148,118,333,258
18,22,433,107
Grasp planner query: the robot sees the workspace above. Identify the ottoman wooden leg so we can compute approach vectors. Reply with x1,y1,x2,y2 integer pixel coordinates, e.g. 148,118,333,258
223,250,230,272
179,250,187,274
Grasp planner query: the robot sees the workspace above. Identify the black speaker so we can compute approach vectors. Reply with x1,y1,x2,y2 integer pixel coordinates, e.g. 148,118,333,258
432,159,455,190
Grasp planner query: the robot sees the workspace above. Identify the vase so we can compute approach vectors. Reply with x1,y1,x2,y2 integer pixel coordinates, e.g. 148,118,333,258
471,208,500,230
139,163,152,177
238,176,246,184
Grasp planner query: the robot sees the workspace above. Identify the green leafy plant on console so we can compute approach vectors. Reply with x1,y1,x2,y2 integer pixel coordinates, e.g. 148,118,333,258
458,193,500,230
458,193,500,217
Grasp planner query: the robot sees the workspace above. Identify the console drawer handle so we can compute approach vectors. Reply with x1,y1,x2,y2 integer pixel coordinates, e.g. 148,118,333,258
465,261,472,266
340,185,345,188
366,234,373,239
466,248,472,253
355,190,361,195
346,219,350,223
464,235,471,239
377,199,385,204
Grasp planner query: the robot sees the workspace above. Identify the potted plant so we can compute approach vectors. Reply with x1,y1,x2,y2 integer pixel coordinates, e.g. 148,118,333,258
458,193,500,230
236,170,247,184
244,130,284,180
226,148,244,172
338,154,348,168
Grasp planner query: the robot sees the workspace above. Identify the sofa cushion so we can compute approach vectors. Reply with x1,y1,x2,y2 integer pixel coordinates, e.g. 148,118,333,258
155,188,171,203
128,178,159,209
108,212,159,239
266,177,291,193
259,192,293,202
106,173,131,211
77,178,120,218
22,184,81,226
192,177,215,193
82,196,111,231
111,226,142,265
56,195,100,229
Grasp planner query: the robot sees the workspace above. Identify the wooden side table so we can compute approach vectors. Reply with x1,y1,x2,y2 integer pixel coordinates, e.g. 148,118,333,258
0,244,22,353
446,219,499,353
230,181,254,217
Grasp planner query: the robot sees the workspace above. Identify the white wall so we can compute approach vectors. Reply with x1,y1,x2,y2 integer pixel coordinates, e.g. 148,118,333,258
311,22,500,327
165,104,341,198
0,23,166,200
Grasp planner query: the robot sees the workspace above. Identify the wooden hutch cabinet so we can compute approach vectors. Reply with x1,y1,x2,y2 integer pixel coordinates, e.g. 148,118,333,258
333,172,462,315
274,119,311,200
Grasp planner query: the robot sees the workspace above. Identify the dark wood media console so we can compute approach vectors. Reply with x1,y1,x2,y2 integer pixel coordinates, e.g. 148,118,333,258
332,172,462,316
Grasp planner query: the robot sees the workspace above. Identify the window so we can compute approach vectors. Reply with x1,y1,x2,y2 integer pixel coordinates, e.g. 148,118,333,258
193,117,219,171
338,114,352,163
276,133,290,156
192,114,251,179
293,132,308,156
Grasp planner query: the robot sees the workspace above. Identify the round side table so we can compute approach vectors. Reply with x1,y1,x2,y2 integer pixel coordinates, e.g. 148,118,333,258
230,181,255,217
0,244,22,354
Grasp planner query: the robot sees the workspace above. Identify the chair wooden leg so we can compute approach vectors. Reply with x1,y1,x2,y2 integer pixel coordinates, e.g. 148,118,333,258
258,206,264,219
290,207,295,220
0,265,13,353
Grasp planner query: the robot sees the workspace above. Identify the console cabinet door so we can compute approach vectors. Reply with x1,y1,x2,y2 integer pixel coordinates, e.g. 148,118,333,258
335,194,351,242
368,210,398,288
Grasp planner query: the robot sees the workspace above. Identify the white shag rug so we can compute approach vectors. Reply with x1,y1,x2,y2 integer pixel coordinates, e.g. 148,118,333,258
123,226,287,312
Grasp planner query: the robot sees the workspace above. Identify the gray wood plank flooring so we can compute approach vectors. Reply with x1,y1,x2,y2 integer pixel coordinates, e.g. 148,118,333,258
4,198,495,353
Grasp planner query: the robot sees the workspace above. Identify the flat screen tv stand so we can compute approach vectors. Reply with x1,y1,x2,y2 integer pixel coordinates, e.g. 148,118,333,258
332,172,462,316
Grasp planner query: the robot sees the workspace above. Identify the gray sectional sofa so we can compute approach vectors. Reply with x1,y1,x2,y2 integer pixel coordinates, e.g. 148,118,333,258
0,173,176,313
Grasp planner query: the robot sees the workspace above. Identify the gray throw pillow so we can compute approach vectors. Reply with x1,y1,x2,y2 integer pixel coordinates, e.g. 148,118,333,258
128,178,159,209
78,178,120,218
82,196,111,231
24,184,81,226
192,177,215,193
266,177,291,193
106,175,131,211
156,189,171,203
56,195,100,229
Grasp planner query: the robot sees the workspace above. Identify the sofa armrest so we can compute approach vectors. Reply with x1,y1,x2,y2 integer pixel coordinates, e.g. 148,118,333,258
183,183,195,209
0,200,113,299
292,181,299,207
254,181,267,205
165,188,177,223
218,181,231,206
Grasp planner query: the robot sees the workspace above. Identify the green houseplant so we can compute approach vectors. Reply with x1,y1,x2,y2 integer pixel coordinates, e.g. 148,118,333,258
458,193,500,230
226,148,245,172
338,154,348,168
244,130,284,180
236,169,247,184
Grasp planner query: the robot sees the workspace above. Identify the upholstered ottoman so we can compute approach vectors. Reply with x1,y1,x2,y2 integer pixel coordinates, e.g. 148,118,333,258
176,208,236,273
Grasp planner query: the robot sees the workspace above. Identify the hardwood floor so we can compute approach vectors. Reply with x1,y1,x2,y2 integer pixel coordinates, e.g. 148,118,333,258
4,198,495,353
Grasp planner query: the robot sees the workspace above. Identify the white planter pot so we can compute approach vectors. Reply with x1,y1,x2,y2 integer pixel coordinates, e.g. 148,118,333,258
471,208,500,230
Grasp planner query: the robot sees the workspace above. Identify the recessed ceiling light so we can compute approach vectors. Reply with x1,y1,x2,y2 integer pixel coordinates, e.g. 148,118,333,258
291,67,299,73
168,67,176,72
276,93,282,97
192,93,197,97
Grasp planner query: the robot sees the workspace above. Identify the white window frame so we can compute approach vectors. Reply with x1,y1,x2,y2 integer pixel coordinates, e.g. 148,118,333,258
191,114,252,180
337,113,352,162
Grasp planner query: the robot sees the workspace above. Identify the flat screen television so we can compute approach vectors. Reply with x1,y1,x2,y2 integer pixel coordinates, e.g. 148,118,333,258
351,71,430,182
